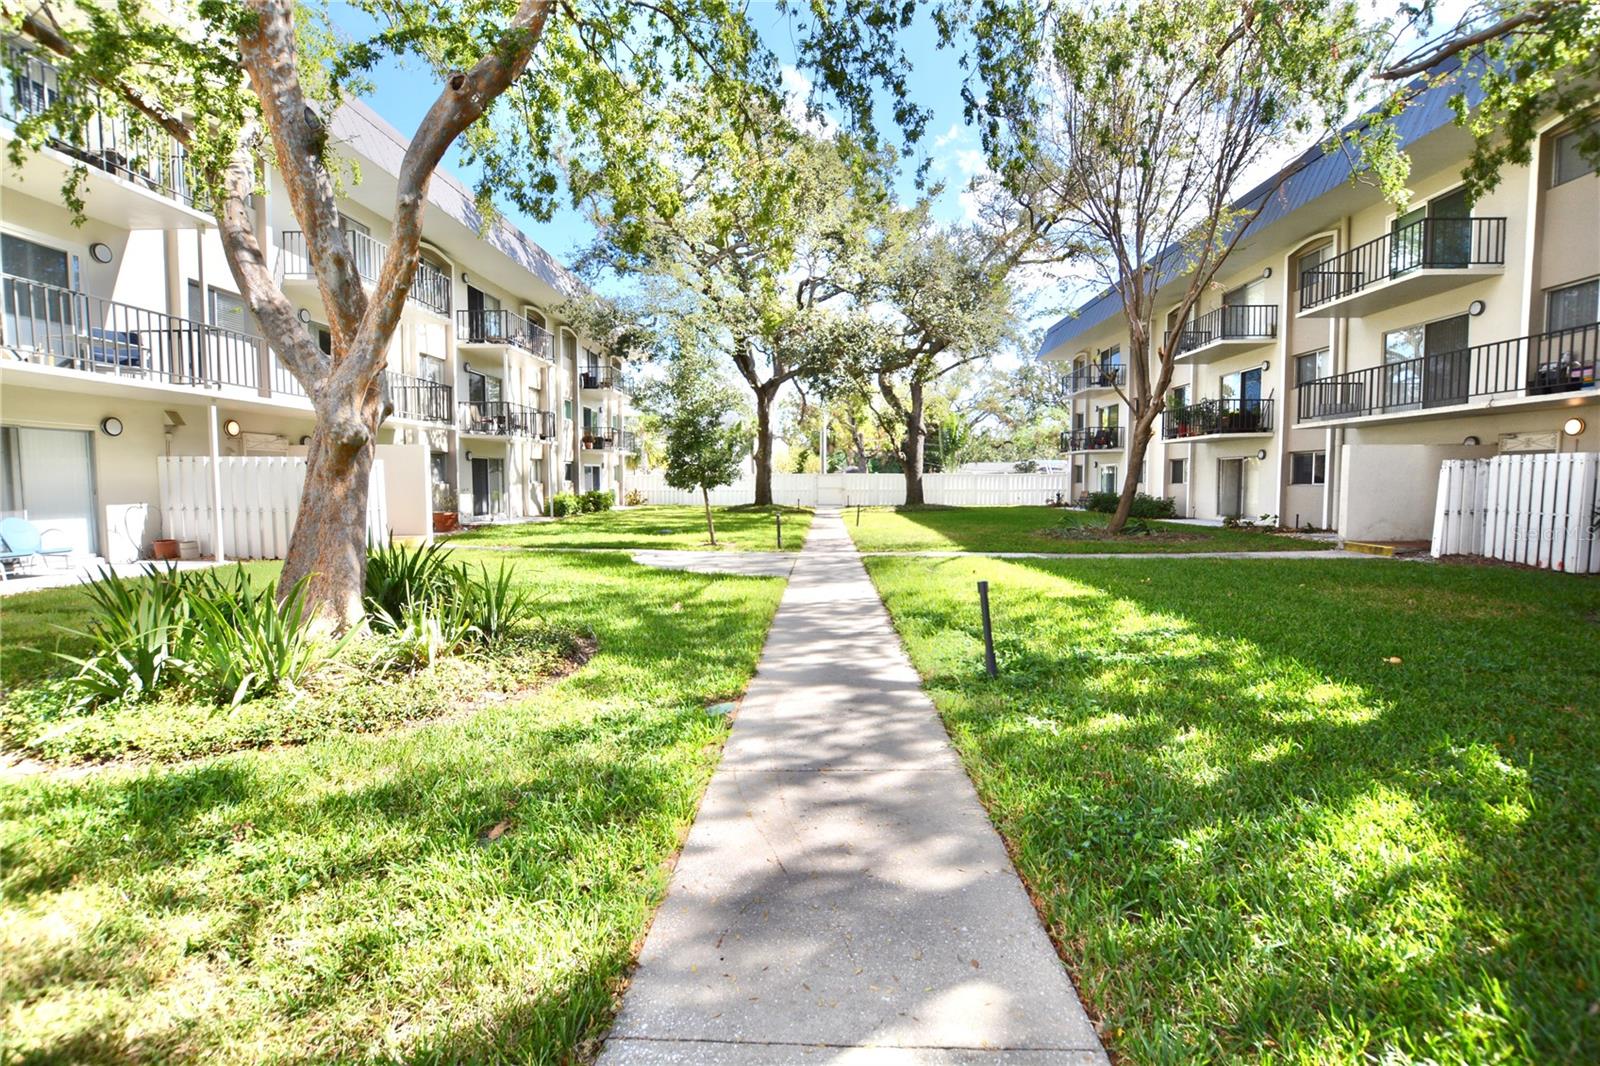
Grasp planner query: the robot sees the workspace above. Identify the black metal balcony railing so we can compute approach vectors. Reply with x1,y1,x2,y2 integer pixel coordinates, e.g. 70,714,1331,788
382,372,452,423
581,427,616,449
1166,305,1278,354
1299,217,1507,311
1065,364,1125,394
1162,398,1275,438
276,231,450,315
580,366,619,390
2,42,197,209
458,400,537,436
530,409,558,439
618,429,641,453
1059,426,1124,452
456,309,554,358
1,273,263,389
1297,322,1600,422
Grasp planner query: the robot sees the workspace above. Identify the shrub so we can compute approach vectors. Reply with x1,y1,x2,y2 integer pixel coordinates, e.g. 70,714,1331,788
579,490,614,513
364,540,460,627
361,543,536,665
1084,491,1176,518
185,570,331,706
623,489,647,506
456,562,537,644
550,492,581,517
57,565,198,708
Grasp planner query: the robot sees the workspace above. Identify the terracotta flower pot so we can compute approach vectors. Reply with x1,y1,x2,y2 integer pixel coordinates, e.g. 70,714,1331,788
152,538,179,561
432,512,460,533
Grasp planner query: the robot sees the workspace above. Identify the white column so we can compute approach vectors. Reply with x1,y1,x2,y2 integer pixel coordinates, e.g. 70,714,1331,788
208,403,225,562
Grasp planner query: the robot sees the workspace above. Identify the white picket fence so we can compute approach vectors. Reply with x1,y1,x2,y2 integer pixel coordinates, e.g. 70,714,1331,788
1431,452,1600,572
157,456,390,560
621,470,1073,509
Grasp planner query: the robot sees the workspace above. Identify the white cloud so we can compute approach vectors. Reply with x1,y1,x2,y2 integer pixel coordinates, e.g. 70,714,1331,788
779,64,838,137
933,122,966,149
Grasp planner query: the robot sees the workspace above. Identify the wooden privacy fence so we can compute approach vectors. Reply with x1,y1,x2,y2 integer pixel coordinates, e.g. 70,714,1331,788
157,456,389,560
1431,452,1599,572
621,471,1074,509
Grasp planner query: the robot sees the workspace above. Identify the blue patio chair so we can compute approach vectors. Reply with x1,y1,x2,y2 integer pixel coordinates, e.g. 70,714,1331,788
89,327,144,368
0,517,73,580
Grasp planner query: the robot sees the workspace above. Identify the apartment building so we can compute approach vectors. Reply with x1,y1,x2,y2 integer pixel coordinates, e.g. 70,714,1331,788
0,44,637,562
1041,72,1598,541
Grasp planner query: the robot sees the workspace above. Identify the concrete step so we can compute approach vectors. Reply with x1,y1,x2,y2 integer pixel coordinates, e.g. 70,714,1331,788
1342,540,1398,557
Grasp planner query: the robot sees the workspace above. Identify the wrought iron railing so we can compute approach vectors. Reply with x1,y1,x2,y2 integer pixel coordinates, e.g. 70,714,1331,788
1299,217,1507,310
580,366,619,390
1162,398,1275,438
1166,305,1278,354
456,309,552,358
277,231,449,315
458,400,536,436
1297,322,1599,422
581,427,616,449
531,409,558,439
2,41,197,208
618,429,640,453
1064,364,1125,394
1060,426,1124,451
1,273,262,389
383,371,452,423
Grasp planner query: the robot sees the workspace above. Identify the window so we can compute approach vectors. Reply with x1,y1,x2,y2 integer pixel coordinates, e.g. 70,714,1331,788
418,354,445,384
1169,385,1188,409
1072,463,1083,484
1547,279,1599,333
187,281,255,336
1,233,71,287
563,399,572,420
1290,451,1326,485
1383,314,1469,409
1169,458,1186,485
1294,348,1331,385
1553,124,1599,187
1296,243,1332,308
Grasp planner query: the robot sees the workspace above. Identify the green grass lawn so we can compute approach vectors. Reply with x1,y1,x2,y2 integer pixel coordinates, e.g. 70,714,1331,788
1,551,784,1063
845,505,1330,554
449,505,812,552
865,555,1599,1063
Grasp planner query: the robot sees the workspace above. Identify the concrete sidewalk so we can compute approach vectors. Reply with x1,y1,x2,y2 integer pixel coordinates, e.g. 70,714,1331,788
598,510,1108,1064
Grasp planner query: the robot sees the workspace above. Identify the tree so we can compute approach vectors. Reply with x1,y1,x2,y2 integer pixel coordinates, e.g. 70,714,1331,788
1362,1,1598,203
956,0,1372,532
5,0,916,625
647,345,749,546
576,112,896,505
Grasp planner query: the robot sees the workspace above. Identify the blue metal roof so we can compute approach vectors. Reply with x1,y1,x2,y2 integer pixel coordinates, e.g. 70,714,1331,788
1036,57,1486,357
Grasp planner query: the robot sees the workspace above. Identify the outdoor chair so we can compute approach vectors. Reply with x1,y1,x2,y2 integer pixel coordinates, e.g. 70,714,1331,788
0,516,73,580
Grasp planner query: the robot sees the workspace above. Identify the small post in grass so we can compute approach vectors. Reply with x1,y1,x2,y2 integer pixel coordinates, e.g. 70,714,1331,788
978,580,998,678
775,511,783,549
857,503,862,526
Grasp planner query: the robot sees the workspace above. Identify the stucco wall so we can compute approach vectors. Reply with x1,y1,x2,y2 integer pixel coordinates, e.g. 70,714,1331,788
1338,442,1499,541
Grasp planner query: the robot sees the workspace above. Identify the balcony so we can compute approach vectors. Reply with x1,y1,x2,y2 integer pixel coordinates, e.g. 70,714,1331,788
382,372,452,423
531,409,558,440
1296,322,1599,424
0,273,272,393
580,366,620,391
1166,305,1278,363
1060,426,1124,452
1162,398,1274,439
1065,364,1125,395
1298,217,1507,317
1,42,202,226
458,400,537,437
456,309,554,359
581,428,616,449
618,429,641,453
276,231,452,316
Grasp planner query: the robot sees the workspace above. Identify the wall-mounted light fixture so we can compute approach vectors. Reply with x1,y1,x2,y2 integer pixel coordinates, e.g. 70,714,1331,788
1261,267,1273,279
1462,435,1481,446
89,242,114,264
1468,299,1486,317
465,450,473,462
299,435,312,446
1564,416,1587,437
461,274,470,285
1256,449,1268,461
99,416,123,437
223,418,242,438
297,308,312,324
1260,360,1271,372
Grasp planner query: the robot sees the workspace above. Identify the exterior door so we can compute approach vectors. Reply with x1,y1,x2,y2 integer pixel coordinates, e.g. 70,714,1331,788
1238,367,1263,429
1217,458,1244,518
1422,314,1471,408
0,424,99,554
1426,188,1472,268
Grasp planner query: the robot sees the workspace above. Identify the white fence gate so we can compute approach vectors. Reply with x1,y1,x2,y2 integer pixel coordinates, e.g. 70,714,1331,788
1431,452,1600,573
621,470,1073,509
157,456,389,560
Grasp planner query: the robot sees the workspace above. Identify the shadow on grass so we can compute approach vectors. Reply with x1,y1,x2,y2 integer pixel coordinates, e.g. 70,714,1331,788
868,555,1599,1061
863,505,1322,554
2,551,784,1065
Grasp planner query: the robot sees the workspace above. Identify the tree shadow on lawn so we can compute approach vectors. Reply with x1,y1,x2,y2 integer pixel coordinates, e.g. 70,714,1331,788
872,555,1599,1061
2,554,783,1064
875,505,1313,554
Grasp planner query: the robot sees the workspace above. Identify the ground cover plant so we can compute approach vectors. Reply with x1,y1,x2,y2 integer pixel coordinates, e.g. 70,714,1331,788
451,504,812,552
865,554,1600,1063
846,505,1327,554
1,549,785,1062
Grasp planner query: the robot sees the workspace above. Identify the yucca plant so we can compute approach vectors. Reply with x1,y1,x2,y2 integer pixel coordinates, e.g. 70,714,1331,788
186,574,332,707
456,563,537,645
364,541,464,630
56,565,197,708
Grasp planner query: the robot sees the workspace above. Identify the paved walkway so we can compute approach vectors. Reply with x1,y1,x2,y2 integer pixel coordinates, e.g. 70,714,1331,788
598,510,1108,1065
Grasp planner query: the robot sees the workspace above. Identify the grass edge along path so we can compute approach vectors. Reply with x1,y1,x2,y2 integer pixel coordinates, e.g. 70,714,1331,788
863,553,1599,1064
846,505,1332,555
0,550,786,1064
449,505,813,553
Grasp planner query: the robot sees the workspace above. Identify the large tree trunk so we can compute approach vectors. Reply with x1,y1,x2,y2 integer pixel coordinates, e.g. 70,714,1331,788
753,385,776,507
1107,408,1159,533
902,380,927,506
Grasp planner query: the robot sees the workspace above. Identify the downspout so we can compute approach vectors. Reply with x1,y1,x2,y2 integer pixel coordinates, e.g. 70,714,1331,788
208,403,225,563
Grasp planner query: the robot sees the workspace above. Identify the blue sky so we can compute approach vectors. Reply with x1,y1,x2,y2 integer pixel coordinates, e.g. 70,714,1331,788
340,3,988,291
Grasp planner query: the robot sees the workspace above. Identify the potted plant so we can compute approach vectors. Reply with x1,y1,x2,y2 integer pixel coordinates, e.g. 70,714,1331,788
432,486,460,533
